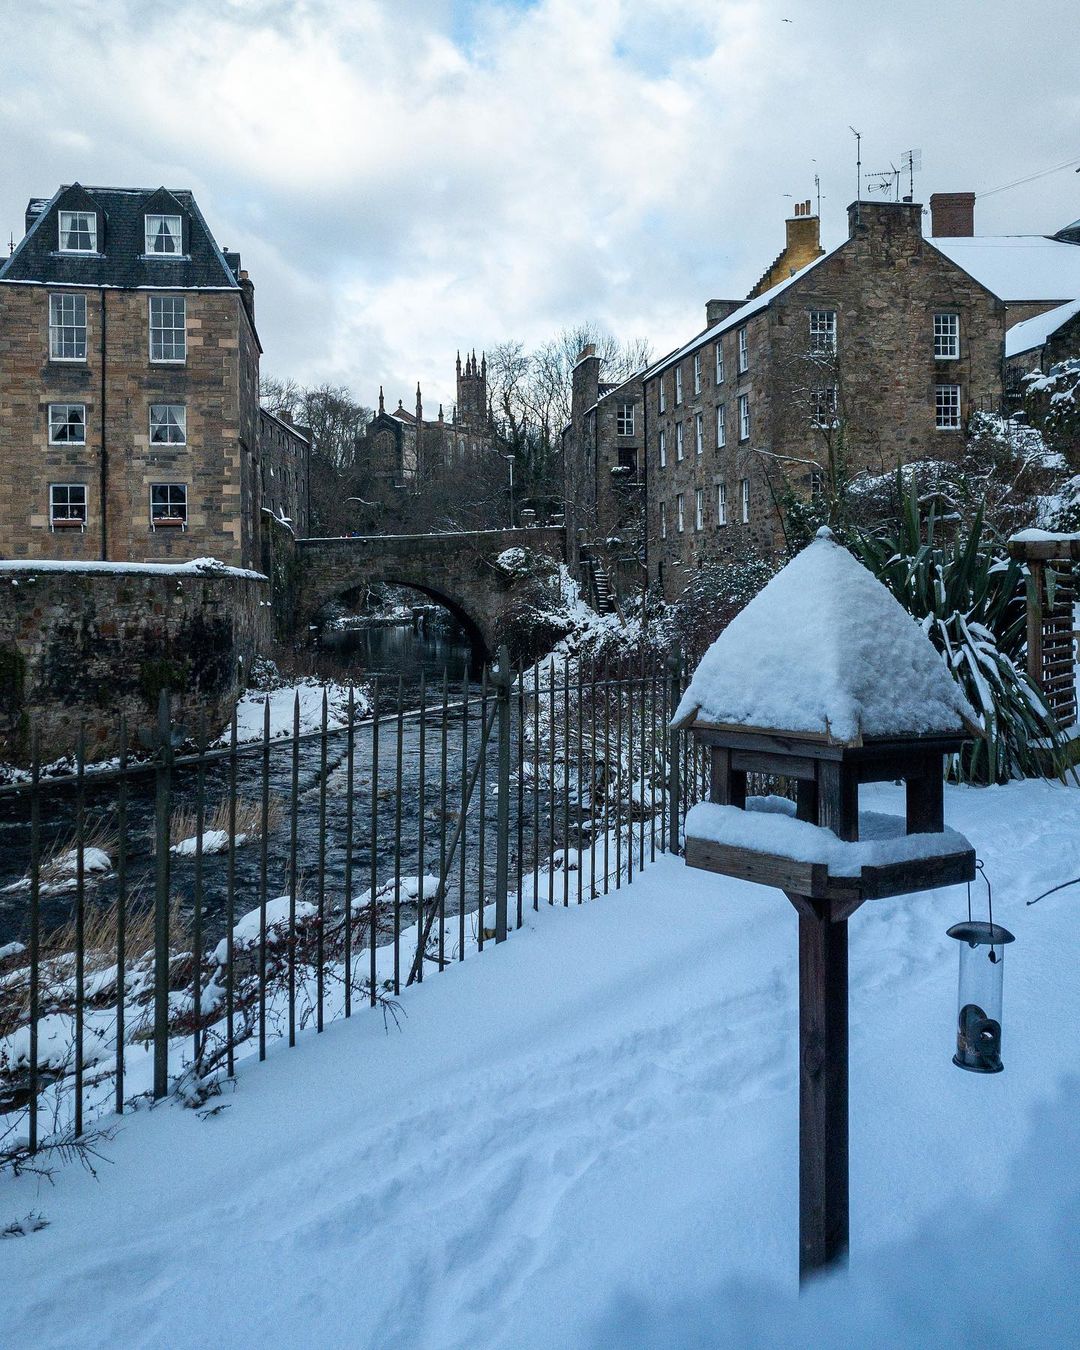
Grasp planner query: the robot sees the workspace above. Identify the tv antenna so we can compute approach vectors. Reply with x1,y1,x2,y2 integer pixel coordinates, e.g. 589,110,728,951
902,148,922,200
865,163,900,199
849,127,862,225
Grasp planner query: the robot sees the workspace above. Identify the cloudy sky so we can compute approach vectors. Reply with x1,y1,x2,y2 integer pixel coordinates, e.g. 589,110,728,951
3,0,1077,413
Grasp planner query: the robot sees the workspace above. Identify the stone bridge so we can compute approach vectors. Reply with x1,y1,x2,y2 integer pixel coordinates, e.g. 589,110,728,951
294,526,567,658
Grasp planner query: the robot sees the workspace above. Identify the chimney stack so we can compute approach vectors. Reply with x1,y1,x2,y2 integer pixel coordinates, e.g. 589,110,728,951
238,269,255,324
706,299,743,326
929,192,975,238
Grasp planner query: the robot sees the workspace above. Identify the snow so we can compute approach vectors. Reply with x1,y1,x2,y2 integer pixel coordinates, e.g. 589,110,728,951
225,679,370,743
0,845,113,895
673,529,978,743
1,777,1079,1347
929,234,1080,302
0,556,265,580
1010,527,1080,544
685,796,971,876
213,895,319,965
1005,297,1080,358
170,829,242,857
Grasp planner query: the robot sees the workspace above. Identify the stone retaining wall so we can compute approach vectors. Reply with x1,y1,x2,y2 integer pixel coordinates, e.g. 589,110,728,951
0,562,269,764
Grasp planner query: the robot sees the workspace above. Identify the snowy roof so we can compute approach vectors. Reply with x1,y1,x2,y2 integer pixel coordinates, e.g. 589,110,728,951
673,528,978,744
646,247,838,381
0,557,266,581
1005,298,1080,358
929,235,1080,303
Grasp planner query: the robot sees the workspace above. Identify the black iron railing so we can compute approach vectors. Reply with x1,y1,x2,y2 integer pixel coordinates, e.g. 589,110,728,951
0,650,708,1168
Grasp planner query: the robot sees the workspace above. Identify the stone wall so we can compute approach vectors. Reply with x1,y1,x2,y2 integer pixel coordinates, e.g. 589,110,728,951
0,561,269,764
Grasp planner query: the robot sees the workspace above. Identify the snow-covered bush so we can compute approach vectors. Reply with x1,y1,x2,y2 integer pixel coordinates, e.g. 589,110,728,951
854,479,1069,783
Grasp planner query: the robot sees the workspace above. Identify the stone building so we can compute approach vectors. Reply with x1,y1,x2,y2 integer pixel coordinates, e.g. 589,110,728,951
562,346,645,606
0,183,301,570
258,406,311,537
645,199,1005,600
355,350,496,489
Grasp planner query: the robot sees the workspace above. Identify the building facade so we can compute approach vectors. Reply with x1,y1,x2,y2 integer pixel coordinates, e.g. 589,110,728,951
258,406,311,537
355,349,496,490
0,183,292,569
645,199,1006,599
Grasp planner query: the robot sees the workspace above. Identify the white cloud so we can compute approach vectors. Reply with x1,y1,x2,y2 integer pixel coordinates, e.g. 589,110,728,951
2,0,1078,413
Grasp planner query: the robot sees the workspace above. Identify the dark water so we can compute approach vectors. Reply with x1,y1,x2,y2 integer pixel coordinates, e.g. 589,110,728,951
0,620,555,949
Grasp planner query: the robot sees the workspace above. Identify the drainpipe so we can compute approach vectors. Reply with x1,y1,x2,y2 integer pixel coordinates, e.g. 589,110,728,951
99,287,108,560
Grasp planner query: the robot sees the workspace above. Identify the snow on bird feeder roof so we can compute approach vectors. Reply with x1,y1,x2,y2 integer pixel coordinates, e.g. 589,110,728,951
673,528,979,745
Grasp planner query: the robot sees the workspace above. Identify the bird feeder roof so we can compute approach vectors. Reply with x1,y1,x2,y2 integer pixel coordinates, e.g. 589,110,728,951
672,528,980,746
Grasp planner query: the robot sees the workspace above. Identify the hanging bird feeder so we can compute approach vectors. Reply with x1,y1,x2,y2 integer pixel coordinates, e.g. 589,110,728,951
947,920,1015,1073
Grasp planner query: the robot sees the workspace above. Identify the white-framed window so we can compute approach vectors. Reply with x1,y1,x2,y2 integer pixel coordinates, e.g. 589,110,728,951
150,404,187,445
717,481,728,526
693,353,702,396
658,376,666,414
145,214,183,255
48,403,86,445
934,312,960,360
810,385,839,429
50,482,87,528
616,400,635,436
676,492,685,533
738,393,750,441
660,501,667,540
810,310,837,352
695,488,704,531
740,477,750,523
737,327,749,373
58,210,97,253
150,482,188,527
659,429,666,468
49,293,87,361
715,343,725,385
716,403,726,448
936,383,962,430
149,296,186,362
675,366,683,404
676,422,684,461
695,412,703,455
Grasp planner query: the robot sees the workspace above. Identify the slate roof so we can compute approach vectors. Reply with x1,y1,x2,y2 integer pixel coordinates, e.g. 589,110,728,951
0,184,241,291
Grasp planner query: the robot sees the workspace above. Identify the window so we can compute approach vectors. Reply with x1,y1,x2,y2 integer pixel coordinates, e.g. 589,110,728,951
150,404,187,445
810,310,837,352
810,385,838,429
693,353,702,396
659,376,666,414
660,501,667,540
936,383,962,430
715,343,725,385
695,488,704,531
58,211,96,253
675,422,684,461
716,404,726,448
50,483,87,527
676,492,685,533
48,403,86,445
675,367,683,404
49,293,87,360
659,429,666,468
145,214,182,255
695,412,703,455
616,400,635,436
737,327,749,373
934,312,960,360
810,468,824,499
150,482,188,527
738,393,750,441
740,477,750,524
149,296,186,362
717,482,728,526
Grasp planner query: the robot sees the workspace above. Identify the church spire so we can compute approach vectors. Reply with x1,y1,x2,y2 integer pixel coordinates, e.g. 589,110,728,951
378,385,384,415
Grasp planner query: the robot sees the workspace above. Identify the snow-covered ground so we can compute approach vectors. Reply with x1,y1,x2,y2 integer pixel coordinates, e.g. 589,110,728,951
2,779,1079,1348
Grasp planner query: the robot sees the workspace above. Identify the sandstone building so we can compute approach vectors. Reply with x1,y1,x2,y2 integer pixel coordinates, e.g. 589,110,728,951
0,183,308,569
355,349,496,490
644,199,1006,599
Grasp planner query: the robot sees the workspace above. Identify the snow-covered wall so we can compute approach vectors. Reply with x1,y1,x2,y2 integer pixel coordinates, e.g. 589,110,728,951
0,563,270,763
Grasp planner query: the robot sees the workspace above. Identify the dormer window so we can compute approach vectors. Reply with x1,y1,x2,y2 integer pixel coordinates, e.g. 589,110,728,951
59,211,97,253
145,214,182,255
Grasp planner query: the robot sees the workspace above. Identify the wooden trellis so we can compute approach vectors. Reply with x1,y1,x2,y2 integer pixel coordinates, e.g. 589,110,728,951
1008,536,1080,731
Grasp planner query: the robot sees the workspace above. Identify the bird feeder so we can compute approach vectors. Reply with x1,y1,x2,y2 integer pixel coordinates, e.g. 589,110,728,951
673,528,980,1283
947,920,1015,1073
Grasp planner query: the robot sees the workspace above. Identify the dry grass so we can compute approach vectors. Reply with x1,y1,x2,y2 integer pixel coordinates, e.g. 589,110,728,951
168,795,283,849
42,891,191,973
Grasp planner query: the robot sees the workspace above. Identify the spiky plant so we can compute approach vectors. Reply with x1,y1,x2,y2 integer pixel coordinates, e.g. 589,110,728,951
853,476,1070,783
